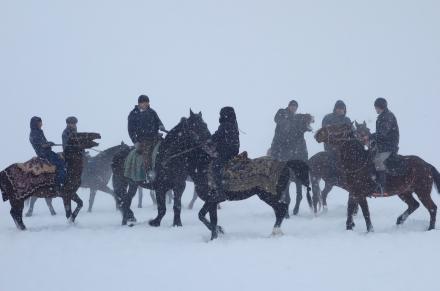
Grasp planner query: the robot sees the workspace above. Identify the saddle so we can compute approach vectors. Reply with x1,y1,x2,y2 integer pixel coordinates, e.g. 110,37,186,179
124,139,162,182
212,153,286,196
384,154,409,177
16,157,56,176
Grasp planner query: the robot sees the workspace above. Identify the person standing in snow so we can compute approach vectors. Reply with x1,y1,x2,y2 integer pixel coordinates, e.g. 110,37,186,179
127,95,166,177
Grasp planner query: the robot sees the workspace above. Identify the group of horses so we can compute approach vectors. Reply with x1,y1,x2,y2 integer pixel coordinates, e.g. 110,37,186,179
1,110,439,240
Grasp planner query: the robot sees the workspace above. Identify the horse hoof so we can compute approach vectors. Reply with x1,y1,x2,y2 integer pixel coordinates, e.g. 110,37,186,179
50,212,57,216
367,226,375,233
284,213,290,219
271,227,284,237
428,226,435,231
293,208,299,216
217,226,225,234
173,221,183,227
25,212,32,217
149,219,161,227
346,222,355,230
211,231,218,240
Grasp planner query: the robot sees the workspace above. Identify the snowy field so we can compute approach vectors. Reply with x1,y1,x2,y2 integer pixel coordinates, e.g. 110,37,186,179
1,1,440,291
1,185,439,291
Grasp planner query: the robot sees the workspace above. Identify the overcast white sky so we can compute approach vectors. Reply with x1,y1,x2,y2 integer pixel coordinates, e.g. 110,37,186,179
1,0,439,168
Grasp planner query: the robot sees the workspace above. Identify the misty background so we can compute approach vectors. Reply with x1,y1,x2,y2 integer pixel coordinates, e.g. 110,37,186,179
1,0,439,168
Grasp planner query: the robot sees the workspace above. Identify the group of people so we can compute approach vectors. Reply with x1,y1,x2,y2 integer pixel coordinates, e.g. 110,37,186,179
28,95,399,198
269,97,399,194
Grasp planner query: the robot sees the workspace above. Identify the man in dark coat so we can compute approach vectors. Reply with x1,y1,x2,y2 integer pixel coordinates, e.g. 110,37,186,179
211,106,240,202
322,100,352,153
127,95,166,175
29,116,66,188
371,97,400,194
270,100,309,162
62,116,78,150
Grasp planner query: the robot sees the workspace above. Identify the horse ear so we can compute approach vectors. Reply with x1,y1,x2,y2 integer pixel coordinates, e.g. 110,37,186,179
190,108,194,117
198,111,202,117
354,120,360,128
363,121,367,126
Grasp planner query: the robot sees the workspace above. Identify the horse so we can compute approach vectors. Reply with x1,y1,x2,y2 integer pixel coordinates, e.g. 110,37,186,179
141,110,311,240
0,133,101,230
315,123,440,231
24,143,125,216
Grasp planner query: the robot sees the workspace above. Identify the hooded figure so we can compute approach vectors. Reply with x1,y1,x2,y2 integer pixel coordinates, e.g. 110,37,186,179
29,116,66,188
322,100,352,153
62,116,78,150
270,101,309,162
210,107,240,202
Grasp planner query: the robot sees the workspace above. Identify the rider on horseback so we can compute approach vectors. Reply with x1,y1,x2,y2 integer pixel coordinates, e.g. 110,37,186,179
128,95,166,180
211,106,240,202
322,100,353,181
371,98,400,195
29,116,66,189
62,116,78,151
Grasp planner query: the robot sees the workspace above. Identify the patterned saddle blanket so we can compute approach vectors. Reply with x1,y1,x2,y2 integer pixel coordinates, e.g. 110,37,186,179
124,141,161,182
0,157,56,201
216,153,286,196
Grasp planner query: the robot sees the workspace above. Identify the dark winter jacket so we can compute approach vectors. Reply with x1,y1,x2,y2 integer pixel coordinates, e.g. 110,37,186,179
128,106,164,143
322,101,352,152
270,108,309,162
29,117,53,158
373,108,399,153
62,126,77,150
212,107,240,161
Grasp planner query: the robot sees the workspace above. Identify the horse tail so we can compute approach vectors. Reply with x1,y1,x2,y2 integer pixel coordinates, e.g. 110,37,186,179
430,165,440,193
286,160,312,207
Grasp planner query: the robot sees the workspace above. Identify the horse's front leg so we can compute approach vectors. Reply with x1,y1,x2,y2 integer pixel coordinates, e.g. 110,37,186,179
293,181,303,216
149,187,167,227
358,196,374,232
346,194,357,230
63,196,72,221
45,198,56,216
172,183,186,227
25,196,38,217
208,202,221,240
70,193,83,222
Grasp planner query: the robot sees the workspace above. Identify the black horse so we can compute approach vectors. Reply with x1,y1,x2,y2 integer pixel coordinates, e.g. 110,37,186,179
25,143,126,216
139,110,311,239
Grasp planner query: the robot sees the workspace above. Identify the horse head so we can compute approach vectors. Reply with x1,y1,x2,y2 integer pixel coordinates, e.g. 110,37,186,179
354,121,371,146
65,132,101,153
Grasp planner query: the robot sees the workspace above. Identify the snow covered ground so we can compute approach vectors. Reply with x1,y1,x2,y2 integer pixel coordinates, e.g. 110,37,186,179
1,184,439,291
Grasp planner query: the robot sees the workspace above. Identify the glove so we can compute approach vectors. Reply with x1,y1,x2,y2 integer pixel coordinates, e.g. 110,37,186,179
159,125,166,132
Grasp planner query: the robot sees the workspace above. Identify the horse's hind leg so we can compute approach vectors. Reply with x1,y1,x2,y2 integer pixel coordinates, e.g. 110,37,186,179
293,181,303,216
321,182,334,212
396,193,419,226
70,193,83,222
259,194,286,235
88,189,97,213
416,191,437,230
10,199,26,230
150,190,157,205
172,183,186,227
346,195,357,230
149,187,167,227
25,196,38,217
45,198,56,216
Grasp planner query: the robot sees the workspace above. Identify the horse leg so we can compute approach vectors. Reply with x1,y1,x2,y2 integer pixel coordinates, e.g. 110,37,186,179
346,193,359,216
63,196,72,220
45,198,56,216
137,187,143,208
25,196,38,217
10,199,26,230
281,183,291,219
150,190,157,205
208,202,220,240
415,191,437,230
188,188,198,209
293,182,303,216
167,190,174,204
88,189,97,213
172,183,186,227
198,202,213,231
346,194,357,230
358,197,374,232
122,183,137,225
396,193,420,225
149,187,167,227
70,193,84,222
321,182,334,212
259,194,287,236
311,176,321,214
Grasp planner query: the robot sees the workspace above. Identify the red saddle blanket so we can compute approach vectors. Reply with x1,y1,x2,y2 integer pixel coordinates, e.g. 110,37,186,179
0,157,56,201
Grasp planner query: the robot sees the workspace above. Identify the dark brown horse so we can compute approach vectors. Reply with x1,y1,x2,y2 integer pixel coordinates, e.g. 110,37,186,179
315,124,440,232
0,133,100,230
